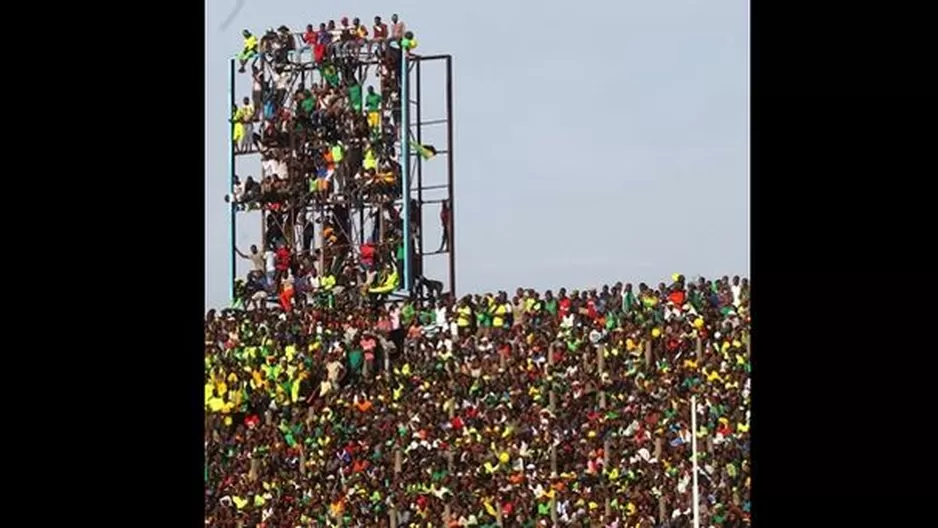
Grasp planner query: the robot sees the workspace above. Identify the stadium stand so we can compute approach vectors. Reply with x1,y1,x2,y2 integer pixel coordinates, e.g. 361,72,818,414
205,274,751,527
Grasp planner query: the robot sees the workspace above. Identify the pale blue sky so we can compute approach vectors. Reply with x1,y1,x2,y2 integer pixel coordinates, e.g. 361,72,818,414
204,0,749,310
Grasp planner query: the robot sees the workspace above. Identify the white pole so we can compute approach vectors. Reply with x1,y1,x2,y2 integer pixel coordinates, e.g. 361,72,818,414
691,395,700,528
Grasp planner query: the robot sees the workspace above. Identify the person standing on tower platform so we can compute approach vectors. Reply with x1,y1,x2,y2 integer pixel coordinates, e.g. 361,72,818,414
348,80,363,115
338,17,355,56
251,65,265,120
275,242,291,284
410,198,421,243
279,271,295,312
303,215,316,255
236,244,266,274
294,213,306,255
390,14,405,42
372,16,388,51
438,200,450,252
365,86,382,132
351,17,368,56
233,97,254,153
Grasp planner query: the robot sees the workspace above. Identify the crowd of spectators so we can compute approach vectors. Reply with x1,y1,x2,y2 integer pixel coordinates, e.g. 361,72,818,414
205,274,751,527
228,14,424,312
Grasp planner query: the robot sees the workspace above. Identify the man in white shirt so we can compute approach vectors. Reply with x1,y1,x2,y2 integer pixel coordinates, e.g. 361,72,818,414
731,275,742,307
261,155,277,179
390,13,405,41
264,249,276,286
231,176,244,205
293,213,306,254
275,156,289,180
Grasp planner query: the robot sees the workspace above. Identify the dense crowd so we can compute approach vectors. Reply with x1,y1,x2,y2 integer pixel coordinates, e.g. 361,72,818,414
229,14,424,310
205,275,751,527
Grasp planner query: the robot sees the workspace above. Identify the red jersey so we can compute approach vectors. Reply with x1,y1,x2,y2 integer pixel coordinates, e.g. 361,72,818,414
668,290,687,306
275,247,290,270
558,298,571,317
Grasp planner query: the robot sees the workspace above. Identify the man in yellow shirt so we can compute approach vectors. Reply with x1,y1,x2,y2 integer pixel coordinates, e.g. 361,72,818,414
238,30,258,73
232,97,254,152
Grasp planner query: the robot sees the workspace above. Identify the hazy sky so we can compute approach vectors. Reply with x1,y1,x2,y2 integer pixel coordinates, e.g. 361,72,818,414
204,0,749,310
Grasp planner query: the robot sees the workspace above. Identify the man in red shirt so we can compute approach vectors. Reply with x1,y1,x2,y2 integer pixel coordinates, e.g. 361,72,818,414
302,24,317,47
300,24,318,64
275,242,291,283
372,15,388,51
558,289,572,318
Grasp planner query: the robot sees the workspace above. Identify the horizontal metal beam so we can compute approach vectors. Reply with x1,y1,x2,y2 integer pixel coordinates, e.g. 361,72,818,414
412,54,451,62
407,150,449,158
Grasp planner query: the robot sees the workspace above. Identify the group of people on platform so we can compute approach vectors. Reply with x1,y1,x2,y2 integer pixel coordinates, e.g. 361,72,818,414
228,14,435,311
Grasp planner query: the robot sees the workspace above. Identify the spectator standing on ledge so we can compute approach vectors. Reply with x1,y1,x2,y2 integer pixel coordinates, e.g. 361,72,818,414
390,13,405,42
235,244,265,274
438,199,450,252
372,16,388,51
234,97,254,152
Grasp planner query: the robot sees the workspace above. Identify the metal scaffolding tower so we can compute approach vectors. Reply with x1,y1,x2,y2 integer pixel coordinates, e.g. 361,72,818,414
226,46,455,305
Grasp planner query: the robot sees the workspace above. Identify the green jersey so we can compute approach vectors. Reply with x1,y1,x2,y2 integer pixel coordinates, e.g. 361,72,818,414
348,84,363,112
365,92,382,112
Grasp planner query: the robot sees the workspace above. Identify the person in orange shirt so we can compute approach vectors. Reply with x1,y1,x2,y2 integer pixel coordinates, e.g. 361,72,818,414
279,273,294,312
323,154,335,174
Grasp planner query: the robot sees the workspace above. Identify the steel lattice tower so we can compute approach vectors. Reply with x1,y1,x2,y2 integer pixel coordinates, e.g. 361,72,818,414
225,41,455,304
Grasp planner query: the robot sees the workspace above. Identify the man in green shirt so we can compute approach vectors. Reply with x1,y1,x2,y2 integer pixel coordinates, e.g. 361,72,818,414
622,283,637,314
298,90,316,116
322,62,340,87
400,302,416,325
365,86,381,112
347,347,363,374
365,85,382,129
543,290,558,317
348,82,363,114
